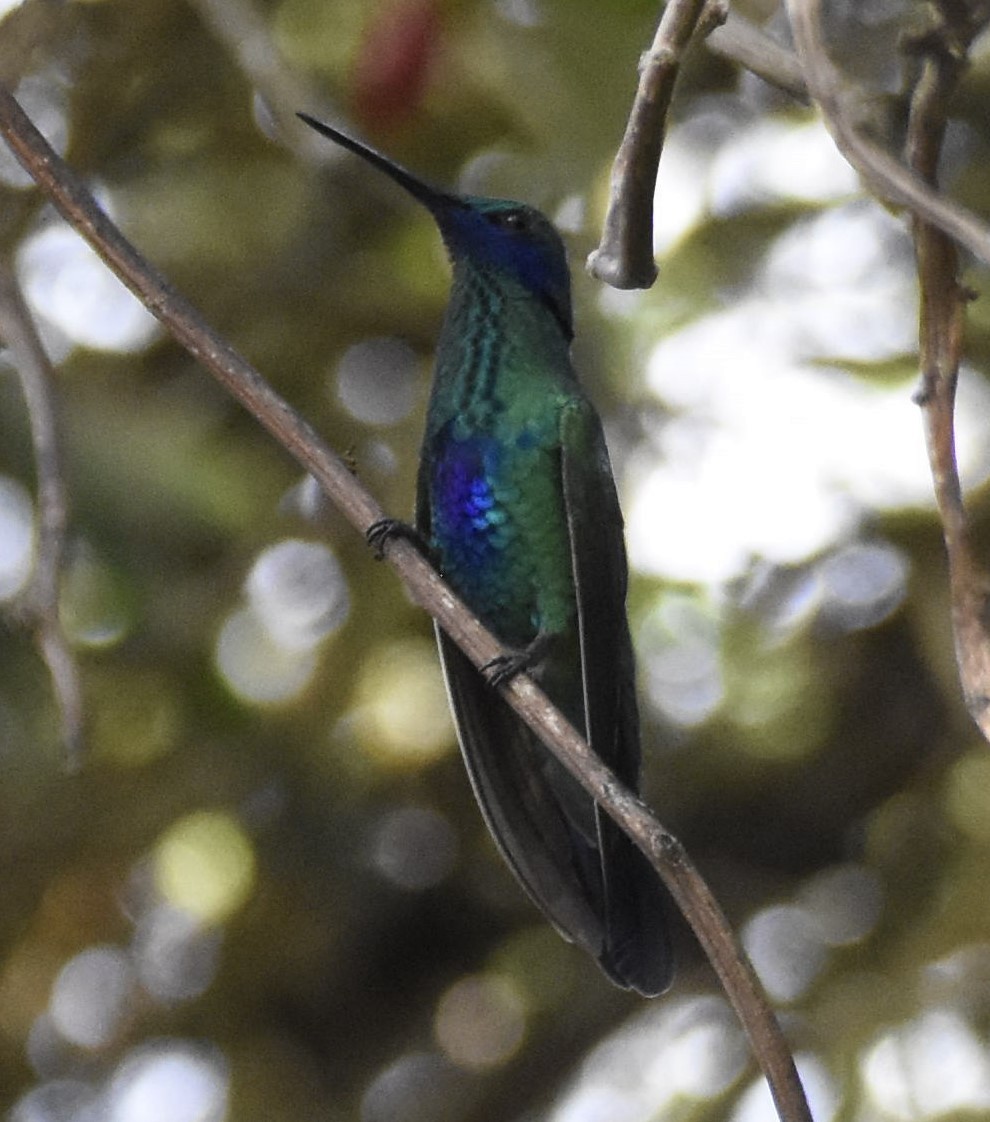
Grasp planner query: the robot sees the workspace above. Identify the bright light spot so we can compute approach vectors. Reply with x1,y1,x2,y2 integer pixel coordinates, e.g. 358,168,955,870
710,117,860,215
625,201,990,588
861,1009,990,1119
49,946,134,1049
9,1079,97,1122
154,811,256,925
946,752,990,844
215,606,318,704
762,205,916,362
354,639,454,767
551,995,748,1121
554,194,585,235
648,107,859,254
648,103,741,255
0,476,34,601
132,905,221,1004
640,996,748,1099
335,337,422,426
370,805,458,890
245,539,349,651
731,1053,839,1122
105,1041,228,1122
798,864,884,946
637,591,723,726
361,1052,467,1122
742,904,829,1003
18,222,159,353
0,75,68,189
434,974,526,1070
817,541,908,630
627,406,858,582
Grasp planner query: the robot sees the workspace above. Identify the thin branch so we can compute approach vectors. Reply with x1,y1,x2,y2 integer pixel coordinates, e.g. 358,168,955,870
0,86,812,1122
0,257,84,769
587,0,727,290
706,10,808,102
785,0,990,268
906,3,990,738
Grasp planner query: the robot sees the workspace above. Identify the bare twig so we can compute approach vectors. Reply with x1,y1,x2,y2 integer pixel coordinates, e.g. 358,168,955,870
0,86,811,1122
0,257,84,769
785,0,990,267
906,3,990,738
706,10,808,101
587,0,727,290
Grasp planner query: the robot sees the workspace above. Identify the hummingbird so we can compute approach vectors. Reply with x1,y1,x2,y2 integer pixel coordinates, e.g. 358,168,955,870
299,113,672,996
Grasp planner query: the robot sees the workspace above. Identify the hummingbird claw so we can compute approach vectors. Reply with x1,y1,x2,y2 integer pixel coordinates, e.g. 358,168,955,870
366,518,432,562
482,633,552,687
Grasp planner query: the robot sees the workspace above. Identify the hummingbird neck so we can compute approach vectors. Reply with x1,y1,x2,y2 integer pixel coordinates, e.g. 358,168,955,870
429,258,574,428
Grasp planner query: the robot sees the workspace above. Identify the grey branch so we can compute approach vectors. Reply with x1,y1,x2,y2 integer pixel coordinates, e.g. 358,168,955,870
785,0,990,266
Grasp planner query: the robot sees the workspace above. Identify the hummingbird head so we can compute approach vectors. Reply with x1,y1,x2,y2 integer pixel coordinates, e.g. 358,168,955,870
297,114,574,338
437,196,573,339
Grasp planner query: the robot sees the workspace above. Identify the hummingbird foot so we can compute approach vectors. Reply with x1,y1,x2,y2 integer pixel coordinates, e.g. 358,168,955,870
482,632,552,688
366,518,431,561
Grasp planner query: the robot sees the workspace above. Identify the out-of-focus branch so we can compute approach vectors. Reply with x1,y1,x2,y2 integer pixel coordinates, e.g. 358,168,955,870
785,0,990,267
906,3,990,738
186,0,340,159
587,0,727,290
0,258,84,769
706,10,808,101
0,85,812,1122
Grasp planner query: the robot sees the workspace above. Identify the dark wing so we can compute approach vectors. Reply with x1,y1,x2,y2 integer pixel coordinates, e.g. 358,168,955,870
417,431,612,966
559,399,673,996
436,629,611,956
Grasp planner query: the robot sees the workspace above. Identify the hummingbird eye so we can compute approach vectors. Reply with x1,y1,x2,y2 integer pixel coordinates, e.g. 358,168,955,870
491,210,527,232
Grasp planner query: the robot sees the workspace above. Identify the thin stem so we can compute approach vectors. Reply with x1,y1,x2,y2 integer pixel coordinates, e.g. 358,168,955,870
785,0,990,267
905,2,990,736
0,256,83,768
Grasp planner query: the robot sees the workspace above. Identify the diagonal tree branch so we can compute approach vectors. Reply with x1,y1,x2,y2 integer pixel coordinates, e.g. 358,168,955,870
785,0,990,267
0,84,811,1122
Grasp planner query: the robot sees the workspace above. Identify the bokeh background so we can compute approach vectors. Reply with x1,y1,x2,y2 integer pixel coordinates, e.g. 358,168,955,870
3,0,990,1119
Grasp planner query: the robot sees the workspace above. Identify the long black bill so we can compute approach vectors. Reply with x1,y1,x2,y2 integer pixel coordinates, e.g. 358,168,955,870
296,112,462,215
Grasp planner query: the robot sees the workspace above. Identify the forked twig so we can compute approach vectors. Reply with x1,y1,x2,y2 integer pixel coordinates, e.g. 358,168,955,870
786,0,990,267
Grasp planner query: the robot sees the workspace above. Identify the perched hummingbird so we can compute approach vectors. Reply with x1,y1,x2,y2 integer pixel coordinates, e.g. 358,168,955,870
299,113,672,996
